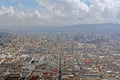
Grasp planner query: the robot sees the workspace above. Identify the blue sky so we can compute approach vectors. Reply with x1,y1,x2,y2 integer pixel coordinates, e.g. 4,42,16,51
3,0,41,11
0,0,120,27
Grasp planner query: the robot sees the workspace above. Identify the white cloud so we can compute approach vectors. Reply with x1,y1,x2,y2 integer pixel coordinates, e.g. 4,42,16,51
36,0,120,25
88,0,120,23
35,9,42,18
0,5,44,27
0,5,14,16
0,0,120,27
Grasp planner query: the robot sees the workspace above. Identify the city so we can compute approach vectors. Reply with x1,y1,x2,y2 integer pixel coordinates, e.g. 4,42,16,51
0,28,120,80
0,0,120,80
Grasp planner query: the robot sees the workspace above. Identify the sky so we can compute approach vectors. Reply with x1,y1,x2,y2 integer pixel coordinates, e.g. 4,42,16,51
0,0,120,27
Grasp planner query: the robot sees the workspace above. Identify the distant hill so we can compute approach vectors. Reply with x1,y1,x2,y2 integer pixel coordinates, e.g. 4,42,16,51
0,23,120,33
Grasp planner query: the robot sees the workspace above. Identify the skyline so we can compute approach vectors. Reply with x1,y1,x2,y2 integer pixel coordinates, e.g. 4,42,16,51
0,0,120,27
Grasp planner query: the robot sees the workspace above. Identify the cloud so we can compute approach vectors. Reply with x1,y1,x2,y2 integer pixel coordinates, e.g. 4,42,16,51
36,0,120,24
88,0,120,22
35,9,42,18
0,0,120,27
0,5,14,16
36,0,89,17
0,5,44,27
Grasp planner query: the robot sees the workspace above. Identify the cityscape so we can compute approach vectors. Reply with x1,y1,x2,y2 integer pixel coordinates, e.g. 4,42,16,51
1,0,120,80
0,26,120,80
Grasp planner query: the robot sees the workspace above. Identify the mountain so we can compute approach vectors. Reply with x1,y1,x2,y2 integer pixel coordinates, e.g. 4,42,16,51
0,23,120,33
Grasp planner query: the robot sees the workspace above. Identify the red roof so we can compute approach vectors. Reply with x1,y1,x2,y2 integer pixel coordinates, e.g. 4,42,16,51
14,65,21,69
84,58,90,63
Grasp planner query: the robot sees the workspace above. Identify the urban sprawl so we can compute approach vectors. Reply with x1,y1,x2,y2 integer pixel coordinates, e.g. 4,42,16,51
0,31,120,80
